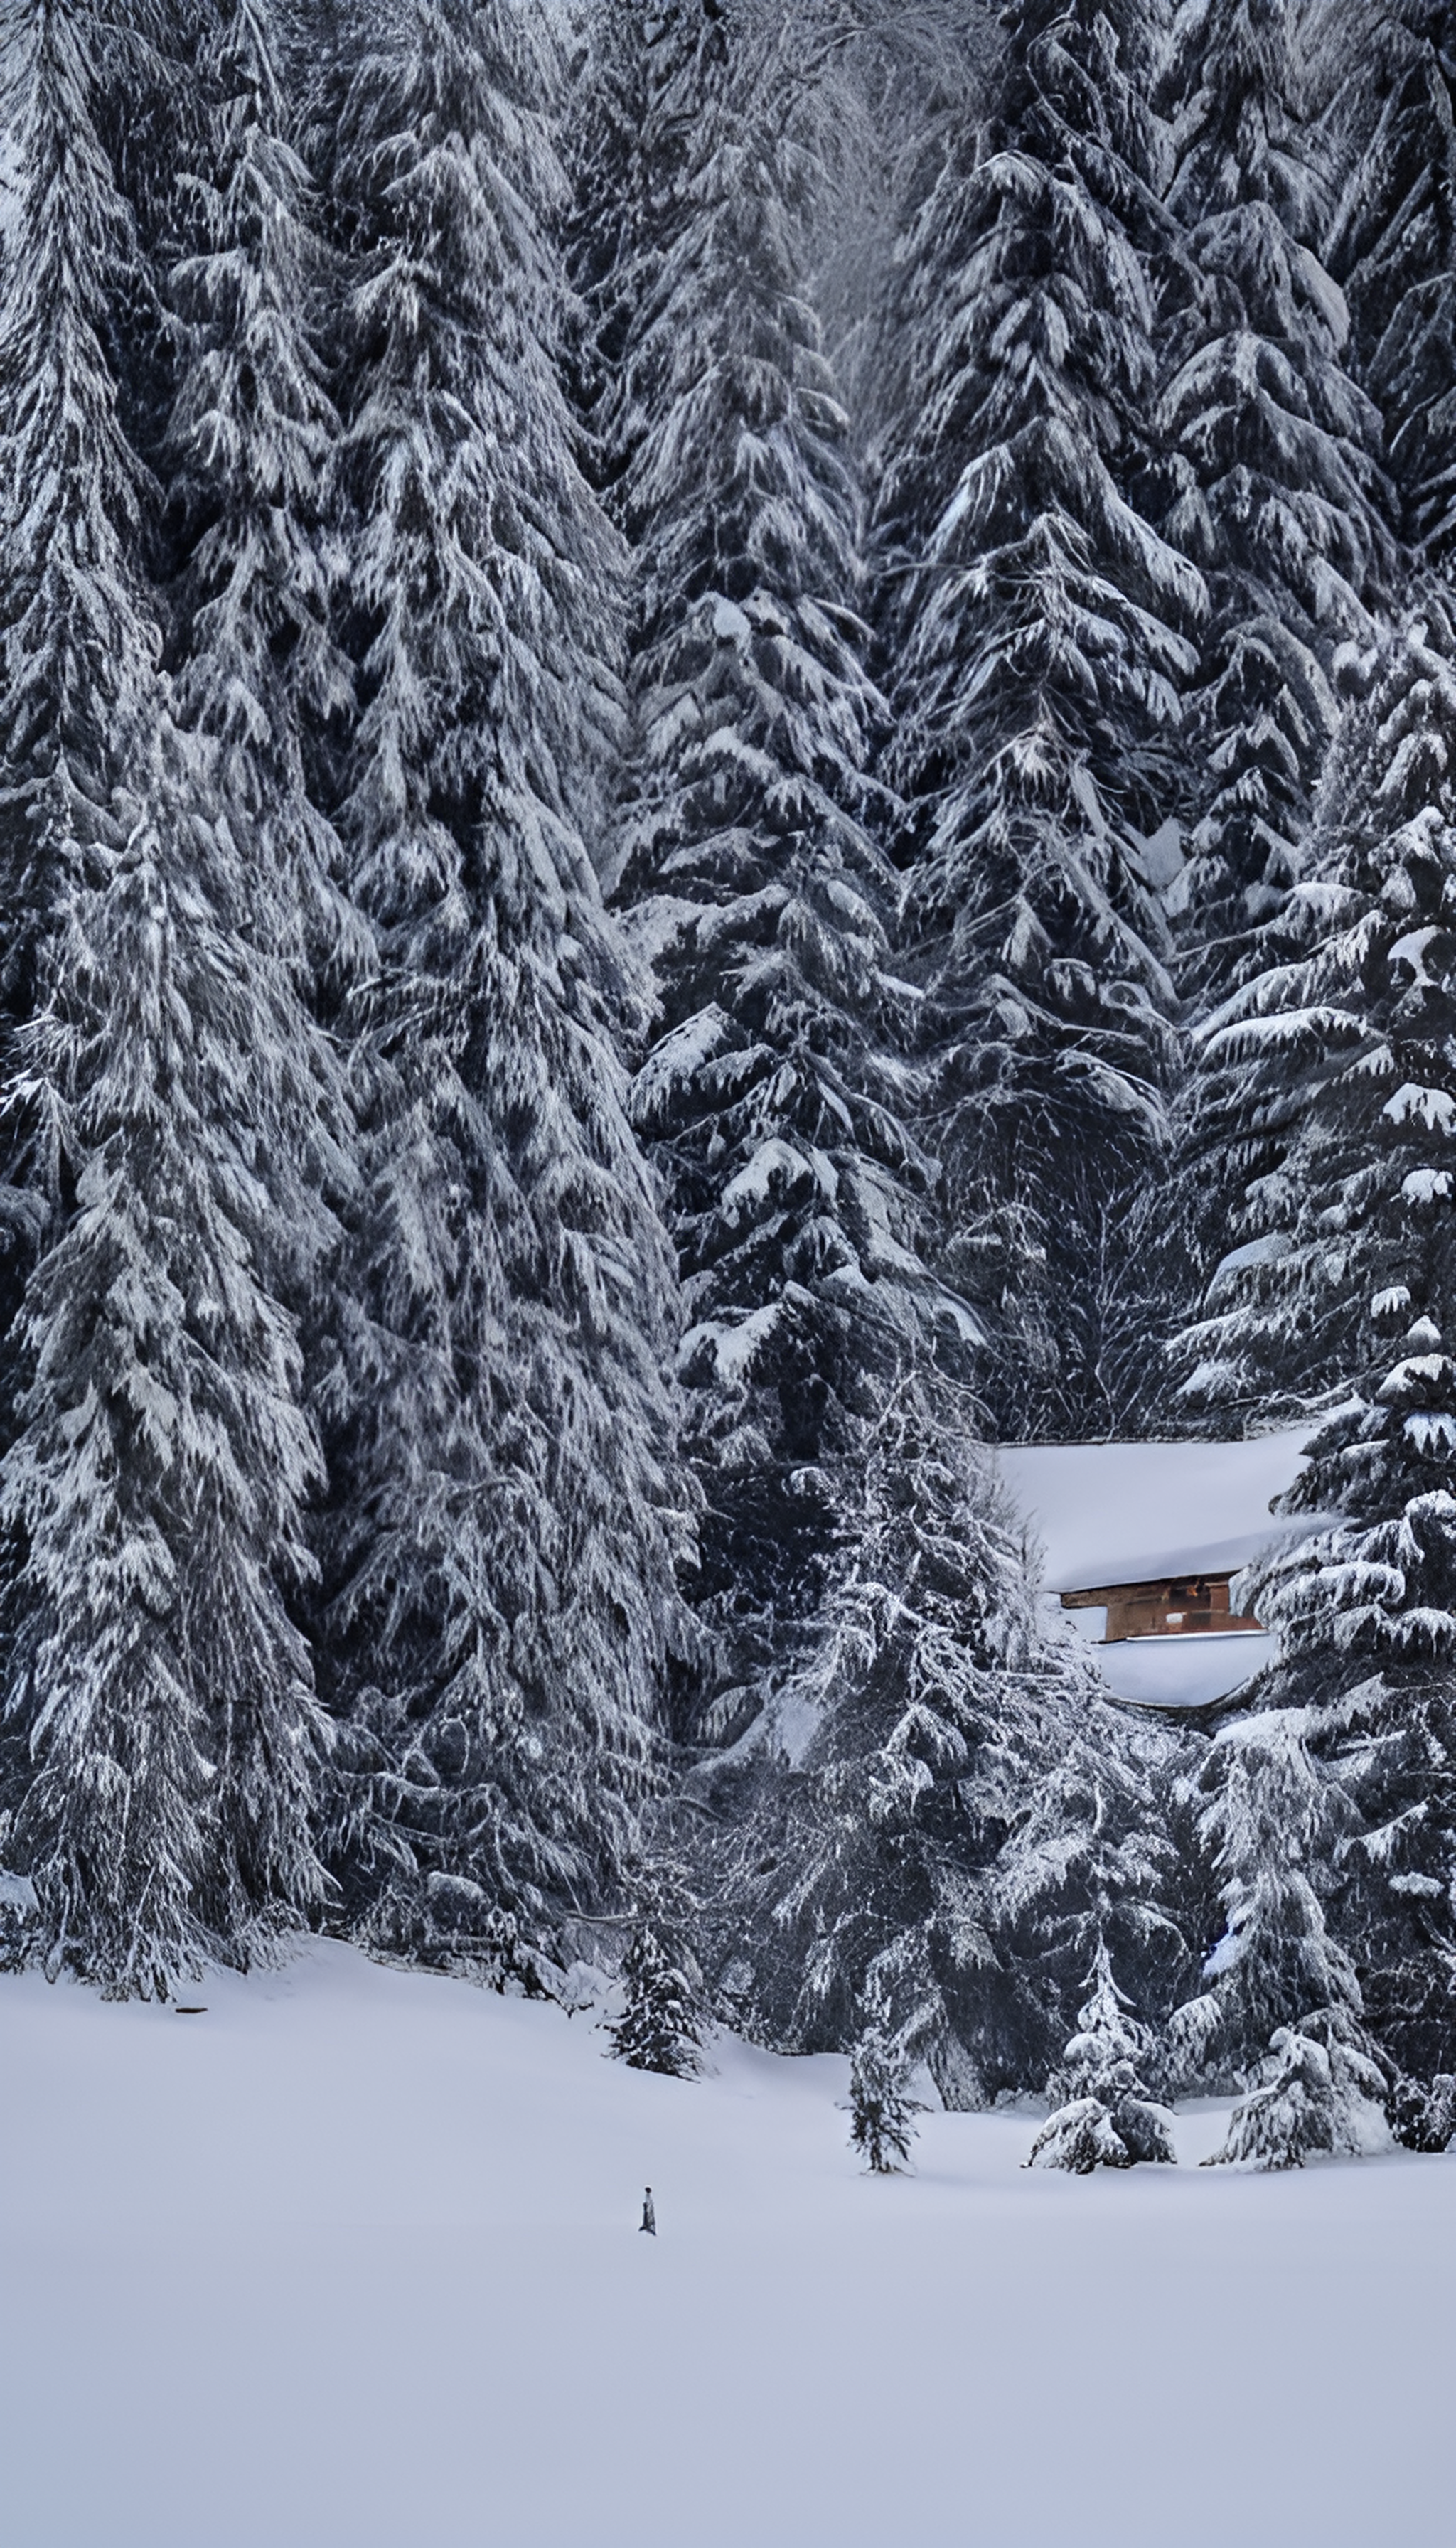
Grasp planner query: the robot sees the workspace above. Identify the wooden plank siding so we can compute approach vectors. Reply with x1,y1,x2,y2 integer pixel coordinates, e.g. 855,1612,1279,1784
1060,1573,1264,1644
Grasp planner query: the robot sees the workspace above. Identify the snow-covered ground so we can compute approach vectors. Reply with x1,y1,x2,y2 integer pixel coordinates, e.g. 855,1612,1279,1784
1,1941,1450,2548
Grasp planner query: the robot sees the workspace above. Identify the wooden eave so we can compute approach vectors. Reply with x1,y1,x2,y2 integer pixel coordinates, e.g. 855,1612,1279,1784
1061,1570,1265,1643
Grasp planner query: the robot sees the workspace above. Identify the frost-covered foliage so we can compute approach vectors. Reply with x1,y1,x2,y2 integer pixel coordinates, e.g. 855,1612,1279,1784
0,0,332,1996
1323,5,1456,566
1211,592,1456,2063
0,0,158,1109
1171,596,1456,1425
1167,1706,1364,2087
1201,2006,1392,2170
564,0,701,483
159,0,358,1386
1048,1932,1151,2096
696,1390,1195,2102
846,2021,926,2172
1393,2065,1456,2153
1029,1937,1177,2168
1,734,336,1996
311,0,694,1970
607,1923,707,2077
576,0,973,1691
1155,0,1398,1001
2,0,1453,2079
164,0,360,1001
878,0,1205,1435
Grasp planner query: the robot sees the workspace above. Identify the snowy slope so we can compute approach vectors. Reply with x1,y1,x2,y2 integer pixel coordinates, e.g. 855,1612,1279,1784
1,1941,1450,2548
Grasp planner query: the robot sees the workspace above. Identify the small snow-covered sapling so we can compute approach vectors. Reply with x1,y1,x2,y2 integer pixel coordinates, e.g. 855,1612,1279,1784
608,1926,706,2078
847,2025,926,2174
1029,1941,1177,2172
1202,2011,1393,2170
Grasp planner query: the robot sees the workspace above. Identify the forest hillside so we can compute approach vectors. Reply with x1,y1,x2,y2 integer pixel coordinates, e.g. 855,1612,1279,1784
0,0,1454,2166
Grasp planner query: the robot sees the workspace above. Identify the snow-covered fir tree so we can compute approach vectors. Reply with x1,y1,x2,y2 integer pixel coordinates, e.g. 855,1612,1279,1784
314,0,693,1976
1028,1934,1176,2167
163,0,361,1004
563,0,690,486
846,2020,925,2173
1046,1931,1155,2099
1166,1706,1367,2089
0,0,168,1869
877,0,1205,1435
0,0,343,1994
1171,595,1456,1424
1167,595,1456,2094
698,1387,1195,2105
1323,2,1456,569
0,0,158,1198
159,0,362,1445
1155,0,1398,1005
1201,2006,1392,2169
577,0,976,1709
607,1922,707,2077
0,732,336,1996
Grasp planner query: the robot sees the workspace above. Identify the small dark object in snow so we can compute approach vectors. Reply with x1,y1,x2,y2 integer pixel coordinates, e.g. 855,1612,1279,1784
640,2186,656,2235
174,2007,208,2016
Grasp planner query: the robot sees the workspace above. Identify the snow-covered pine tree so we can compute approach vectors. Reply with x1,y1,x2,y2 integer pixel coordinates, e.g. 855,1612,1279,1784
1155,0,1398,1005
578,0,976,1705
1171,595,1456,1422
846,2020,925,2173
607,1923,707,2077
164,0,361,1006
314,0,692,1974
1167,595,1456,2090
0,0,336,1993
1322,5,1456,568
0,0,159,1213
877,0,1205,1436
0,0,171,1932
1,730,334,1996
1201,2007,1392,2169
1046,1932,1155,2099
1028,1935,1176,2167
159,0,360,1445
698,1385,1196,2105
562,0,679,486
1166,1706,1366,2090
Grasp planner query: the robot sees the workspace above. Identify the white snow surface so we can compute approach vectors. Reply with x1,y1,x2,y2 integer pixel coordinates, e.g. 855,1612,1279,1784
995,1424,1329,1589
1,1940,1450,2548
1088,1624,1278,1707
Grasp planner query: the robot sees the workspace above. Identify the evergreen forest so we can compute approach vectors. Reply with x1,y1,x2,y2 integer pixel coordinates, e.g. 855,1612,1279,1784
2,0,1456,2158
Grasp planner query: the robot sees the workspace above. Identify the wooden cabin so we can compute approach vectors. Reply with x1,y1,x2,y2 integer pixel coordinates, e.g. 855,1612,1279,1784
993,1429,1337,1709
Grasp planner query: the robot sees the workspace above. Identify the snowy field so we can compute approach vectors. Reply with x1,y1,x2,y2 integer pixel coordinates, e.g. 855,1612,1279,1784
1,1942,1451,2548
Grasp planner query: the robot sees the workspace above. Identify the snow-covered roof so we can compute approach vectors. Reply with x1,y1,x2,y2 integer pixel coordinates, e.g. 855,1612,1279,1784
993,1427,1327,1593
